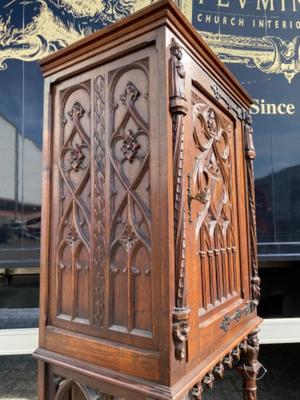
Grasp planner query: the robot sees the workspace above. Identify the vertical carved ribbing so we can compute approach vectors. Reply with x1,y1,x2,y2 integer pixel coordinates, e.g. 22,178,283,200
244,113,260,308
169,37,190,361
93,75,106,326
173,111,185,309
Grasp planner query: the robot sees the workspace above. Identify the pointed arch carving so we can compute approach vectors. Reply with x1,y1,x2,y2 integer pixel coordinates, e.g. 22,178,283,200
107,60,153,336
189,91,239,313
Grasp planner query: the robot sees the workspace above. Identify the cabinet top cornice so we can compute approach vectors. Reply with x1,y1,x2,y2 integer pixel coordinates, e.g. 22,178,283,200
39,0,251,105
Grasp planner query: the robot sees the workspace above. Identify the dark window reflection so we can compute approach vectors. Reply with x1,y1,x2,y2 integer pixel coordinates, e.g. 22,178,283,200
192,0,300,260
0,0,300,271
0,60,42,267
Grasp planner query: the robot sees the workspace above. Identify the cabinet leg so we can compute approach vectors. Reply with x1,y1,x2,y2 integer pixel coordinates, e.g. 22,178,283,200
237,329,261,400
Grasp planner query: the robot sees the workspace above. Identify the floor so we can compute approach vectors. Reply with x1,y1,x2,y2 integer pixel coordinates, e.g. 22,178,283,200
0,344,300,399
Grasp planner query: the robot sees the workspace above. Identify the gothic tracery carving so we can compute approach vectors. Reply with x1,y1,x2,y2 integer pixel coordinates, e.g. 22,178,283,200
57,86,91,321
189,92,238,312
108,63,152,334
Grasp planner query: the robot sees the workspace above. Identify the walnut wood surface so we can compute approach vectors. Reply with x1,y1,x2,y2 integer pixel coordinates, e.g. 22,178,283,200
34,1,262,399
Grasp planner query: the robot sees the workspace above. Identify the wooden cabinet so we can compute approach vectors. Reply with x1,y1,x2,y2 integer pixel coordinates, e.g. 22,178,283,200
34,1,262,399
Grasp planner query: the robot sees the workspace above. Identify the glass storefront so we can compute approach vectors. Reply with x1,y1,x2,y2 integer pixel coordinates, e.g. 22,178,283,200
0,0,300,320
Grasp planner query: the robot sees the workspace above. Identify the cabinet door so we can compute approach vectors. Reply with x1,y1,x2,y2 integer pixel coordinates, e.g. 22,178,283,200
47,46,160,350
185,75,251,357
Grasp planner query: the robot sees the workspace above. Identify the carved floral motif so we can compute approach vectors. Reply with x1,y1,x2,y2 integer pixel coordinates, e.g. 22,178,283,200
119,223,138,253
120,81,139,105
66,223,80,248
121,129,141,162
63,142,86,172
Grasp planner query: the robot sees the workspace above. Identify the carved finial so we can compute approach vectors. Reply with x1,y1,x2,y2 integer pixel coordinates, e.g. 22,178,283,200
120,81,139,105
68,101,85,120
244,112,256,159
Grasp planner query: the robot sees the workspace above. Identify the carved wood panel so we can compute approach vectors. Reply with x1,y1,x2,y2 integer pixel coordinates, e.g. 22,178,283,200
93,75,106,327
56,83,92,323
108,61,153,336
54,377,114,400
188,90,241,316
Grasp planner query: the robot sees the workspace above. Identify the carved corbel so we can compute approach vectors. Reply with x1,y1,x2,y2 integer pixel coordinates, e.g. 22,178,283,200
172,306,190,361
169,37,190,361
191,382,203,400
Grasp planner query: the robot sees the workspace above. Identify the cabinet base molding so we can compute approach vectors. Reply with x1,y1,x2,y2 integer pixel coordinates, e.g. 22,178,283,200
34,318,262,400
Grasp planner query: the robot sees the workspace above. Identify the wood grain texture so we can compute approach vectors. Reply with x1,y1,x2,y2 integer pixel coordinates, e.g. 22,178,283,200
35,1,262,399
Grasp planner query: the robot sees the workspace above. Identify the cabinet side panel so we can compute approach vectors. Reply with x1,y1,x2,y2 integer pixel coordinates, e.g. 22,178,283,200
107,61,153,336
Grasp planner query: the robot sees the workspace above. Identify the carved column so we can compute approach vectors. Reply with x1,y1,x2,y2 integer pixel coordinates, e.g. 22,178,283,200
237,329,262,400
169,38,190,361
244,113,261,309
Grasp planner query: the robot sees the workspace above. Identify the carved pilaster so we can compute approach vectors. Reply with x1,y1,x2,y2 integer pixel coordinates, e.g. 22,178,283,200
169,37,190,361
93,75,106,327
244,113,261,308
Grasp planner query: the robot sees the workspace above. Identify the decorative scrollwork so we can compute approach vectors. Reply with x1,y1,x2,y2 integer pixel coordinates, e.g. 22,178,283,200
202,31,300,83
169,37,190,361
211,84,244,120
220,302,252,332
